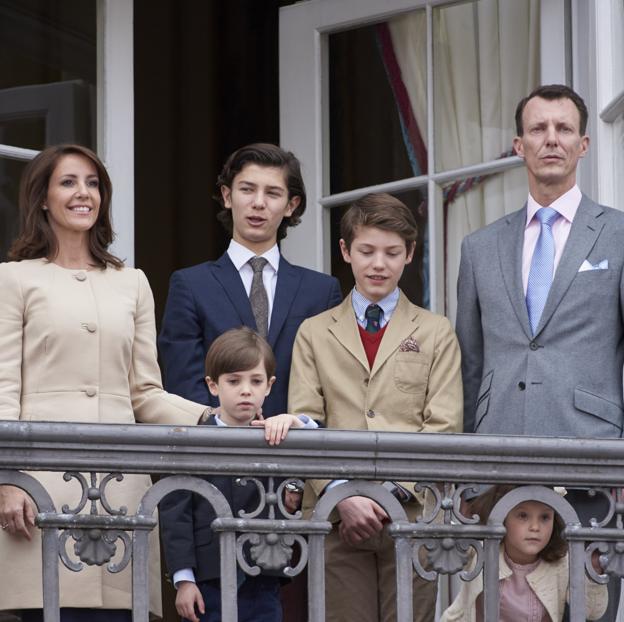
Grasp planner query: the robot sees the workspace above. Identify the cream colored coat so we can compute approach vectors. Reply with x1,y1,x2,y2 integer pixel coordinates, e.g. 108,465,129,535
288,292,463,515
0,259,206,613
440,548,608,621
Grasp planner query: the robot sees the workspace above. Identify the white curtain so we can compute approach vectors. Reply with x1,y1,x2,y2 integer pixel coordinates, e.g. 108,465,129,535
387,0,540,322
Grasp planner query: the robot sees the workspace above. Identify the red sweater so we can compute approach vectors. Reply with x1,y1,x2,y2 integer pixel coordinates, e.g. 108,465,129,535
358,324,388,369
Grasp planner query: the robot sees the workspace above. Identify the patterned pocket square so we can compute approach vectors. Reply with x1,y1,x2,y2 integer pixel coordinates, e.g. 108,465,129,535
399,337,420,352
578,259,608,272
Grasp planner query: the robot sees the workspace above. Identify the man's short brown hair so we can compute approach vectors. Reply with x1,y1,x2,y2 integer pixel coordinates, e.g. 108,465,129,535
340,192,418,251
205,327,276,380
515,84,588,136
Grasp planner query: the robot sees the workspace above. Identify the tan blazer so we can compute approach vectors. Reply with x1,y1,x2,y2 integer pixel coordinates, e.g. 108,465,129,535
288,292,463,514
0,259,205,613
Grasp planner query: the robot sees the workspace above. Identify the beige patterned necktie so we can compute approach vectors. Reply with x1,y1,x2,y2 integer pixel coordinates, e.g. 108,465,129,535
248,256,269,338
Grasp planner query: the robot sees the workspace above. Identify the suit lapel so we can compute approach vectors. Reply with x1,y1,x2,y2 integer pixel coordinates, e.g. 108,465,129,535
212,253,257,328
268,257,300,347
535,195,604,335
370,293,418,378
498,208,532,339
328,295,370,373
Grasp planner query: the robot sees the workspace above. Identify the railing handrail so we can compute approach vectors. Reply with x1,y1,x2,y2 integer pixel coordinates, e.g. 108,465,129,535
1,420,624,486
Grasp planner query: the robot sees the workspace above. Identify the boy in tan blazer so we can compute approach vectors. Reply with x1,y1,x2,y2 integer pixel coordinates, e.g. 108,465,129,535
288,193,463,622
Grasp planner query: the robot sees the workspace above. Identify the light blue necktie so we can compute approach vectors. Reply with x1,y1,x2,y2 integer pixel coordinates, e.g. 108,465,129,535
526,207,560,335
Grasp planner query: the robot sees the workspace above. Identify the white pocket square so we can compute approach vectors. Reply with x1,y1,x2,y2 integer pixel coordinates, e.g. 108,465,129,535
578,259,608,272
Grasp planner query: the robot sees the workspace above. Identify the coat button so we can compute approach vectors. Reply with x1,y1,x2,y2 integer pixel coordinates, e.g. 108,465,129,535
529,341,538,351
86,322,97,333
363,378,369,386
518,381,526,390
85,386,97,397
74,272,87,282
366,409,375,418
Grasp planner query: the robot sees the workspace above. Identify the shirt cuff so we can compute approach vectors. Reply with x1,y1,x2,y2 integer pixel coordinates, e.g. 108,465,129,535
173,568,196,588
297,414,319,429
325,479,348,491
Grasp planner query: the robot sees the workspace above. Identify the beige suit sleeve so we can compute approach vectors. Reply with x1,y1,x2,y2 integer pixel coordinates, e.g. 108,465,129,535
583,576,608,620
0,263,23,421
288,318,327,424
129,269,205,425
288,318,331,497
422,315,463,433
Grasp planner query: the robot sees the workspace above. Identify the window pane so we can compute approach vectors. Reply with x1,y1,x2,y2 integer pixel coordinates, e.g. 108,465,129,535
0,0,96,261
0,0,97,150
329,188,428,307
433,0,540,170
612,0,624,95
328,10,426,195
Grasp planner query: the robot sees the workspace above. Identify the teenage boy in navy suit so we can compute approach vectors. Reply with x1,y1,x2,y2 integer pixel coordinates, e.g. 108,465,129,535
158,142,342,418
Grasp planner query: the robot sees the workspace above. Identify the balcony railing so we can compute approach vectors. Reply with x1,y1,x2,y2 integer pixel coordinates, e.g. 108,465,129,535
1,420,623,622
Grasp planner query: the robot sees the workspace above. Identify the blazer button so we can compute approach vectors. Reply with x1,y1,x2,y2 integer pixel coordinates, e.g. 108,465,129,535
518,381,526,391
74,272,87,282
85,386,97,397
529,341,539,351
85,322,97,333
363,378,369,386
366,409,375,418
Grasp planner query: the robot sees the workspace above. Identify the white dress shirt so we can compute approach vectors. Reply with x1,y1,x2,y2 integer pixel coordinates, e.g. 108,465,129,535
227,239,280,326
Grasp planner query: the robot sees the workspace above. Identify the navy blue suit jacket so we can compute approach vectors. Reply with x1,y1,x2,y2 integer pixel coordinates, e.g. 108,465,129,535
158,252,342,415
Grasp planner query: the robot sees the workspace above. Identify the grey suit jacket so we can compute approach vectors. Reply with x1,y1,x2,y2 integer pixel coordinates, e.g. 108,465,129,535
456,194,624,438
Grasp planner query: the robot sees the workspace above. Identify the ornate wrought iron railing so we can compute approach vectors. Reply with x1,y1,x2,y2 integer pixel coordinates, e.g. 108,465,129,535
0,420,623,622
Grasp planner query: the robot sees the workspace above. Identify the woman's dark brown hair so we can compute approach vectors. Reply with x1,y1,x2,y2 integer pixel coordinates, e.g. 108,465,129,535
468,485,567,562
8,144,123,269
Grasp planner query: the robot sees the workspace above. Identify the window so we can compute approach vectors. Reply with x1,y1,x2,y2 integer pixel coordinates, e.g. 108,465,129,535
280,0,566,320
0,0,133,264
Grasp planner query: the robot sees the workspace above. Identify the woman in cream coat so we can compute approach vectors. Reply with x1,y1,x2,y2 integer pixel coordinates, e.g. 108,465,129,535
0,144,207,621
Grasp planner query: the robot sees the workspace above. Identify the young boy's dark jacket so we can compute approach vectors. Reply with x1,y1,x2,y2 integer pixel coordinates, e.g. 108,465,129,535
159,415,287,583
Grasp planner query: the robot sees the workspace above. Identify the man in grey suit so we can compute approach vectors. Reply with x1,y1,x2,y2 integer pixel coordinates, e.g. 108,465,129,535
457,84,624,439
457,84,623,619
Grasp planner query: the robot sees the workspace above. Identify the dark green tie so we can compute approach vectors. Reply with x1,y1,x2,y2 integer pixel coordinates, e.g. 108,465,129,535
365,304,382,333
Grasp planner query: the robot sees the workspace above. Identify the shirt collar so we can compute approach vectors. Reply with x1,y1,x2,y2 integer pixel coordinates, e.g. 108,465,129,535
525,185,582,227
227,239,280,273
351,287,400,323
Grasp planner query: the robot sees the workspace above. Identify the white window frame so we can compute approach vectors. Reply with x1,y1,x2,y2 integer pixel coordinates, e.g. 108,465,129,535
279,0,569,314
0,0,134,265
572,0,624,213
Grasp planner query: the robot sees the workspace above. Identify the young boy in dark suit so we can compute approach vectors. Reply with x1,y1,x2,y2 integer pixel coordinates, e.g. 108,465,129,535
159,327,317,622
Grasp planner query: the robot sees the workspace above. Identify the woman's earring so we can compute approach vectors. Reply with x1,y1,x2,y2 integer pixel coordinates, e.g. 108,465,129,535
42,205,48,211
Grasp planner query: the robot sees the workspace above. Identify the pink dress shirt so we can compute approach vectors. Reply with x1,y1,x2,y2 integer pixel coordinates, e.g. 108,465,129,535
522,185,582,294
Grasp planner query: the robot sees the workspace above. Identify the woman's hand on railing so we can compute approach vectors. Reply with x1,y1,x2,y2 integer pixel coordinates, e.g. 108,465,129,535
337,496,388,546
175,581,205,622
0,484,36,540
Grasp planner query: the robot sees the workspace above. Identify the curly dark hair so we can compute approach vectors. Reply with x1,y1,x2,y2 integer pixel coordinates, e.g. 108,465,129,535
468,485,567,563
214,143,306,242
8,144,122,269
